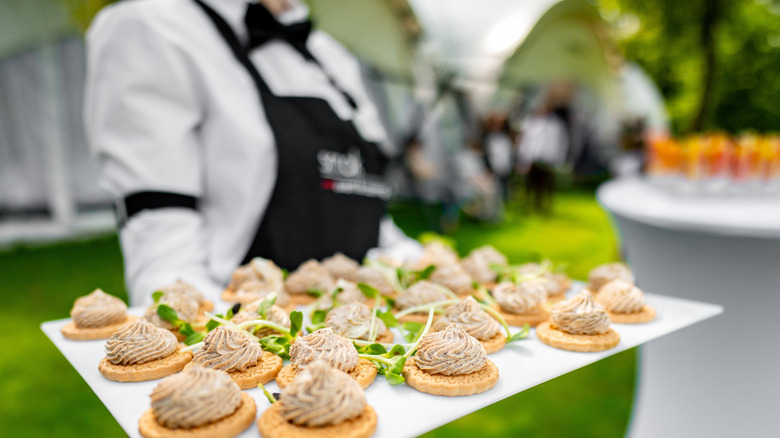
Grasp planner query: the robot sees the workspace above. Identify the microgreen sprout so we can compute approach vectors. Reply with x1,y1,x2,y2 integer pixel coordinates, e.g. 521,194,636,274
306,309,328,333
492,262,552,284
397,264,436,289
393,299,459,318
477,303,530,344
204,304,238,333
356,307,436,385
233,292,279,334
401,321,424,343
475,285,497,307
156,304,204,346
257,292,277,319
306,288,325,298
257,382,277,404
356,283,384,342
363,259,404,294
231,309,303,360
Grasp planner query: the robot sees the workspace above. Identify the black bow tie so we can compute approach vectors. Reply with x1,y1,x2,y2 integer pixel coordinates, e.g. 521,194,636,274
245,2,313,60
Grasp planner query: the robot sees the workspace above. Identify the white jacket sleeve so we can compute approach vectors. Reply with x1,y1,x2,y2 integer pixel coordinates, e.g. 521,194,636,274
84,5,220,306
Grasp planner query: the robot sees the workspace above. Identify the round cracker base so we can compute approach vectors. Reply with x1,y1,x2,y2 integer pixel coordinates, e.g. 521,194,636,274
372,329,395,344
396,311,441,325
61,315,138,341
403,357,499,396
479,332,507,354
536,321,620,352
221,289,238,303
286,294,316,306
99,348,193,382
276,358,377,390
481,281,498,291
200,300,215,313
608,305,656,324
258,403,376,438
221,291,296,313
495,307,550,327
586,280,607,295
186,351,283,390
546,292,566,304
139,391,256,438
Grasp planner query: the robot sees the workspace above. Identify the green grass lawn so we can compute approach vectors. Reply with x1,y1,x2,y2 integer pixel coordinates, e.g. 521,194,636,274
0,188,635,437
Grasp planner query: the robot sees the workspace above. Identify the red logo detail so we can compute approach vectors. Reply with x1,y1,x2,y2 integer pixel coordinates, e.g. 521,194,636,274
320,179,334,190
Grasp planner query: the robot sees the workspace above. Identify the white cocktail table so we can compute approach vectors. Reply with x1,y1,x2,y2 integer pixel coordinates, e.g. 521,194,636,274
599,177,780,438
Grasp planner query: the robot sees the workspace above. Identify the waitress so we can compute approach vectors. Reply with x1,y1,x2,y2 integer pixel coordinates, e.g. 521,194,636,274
85,0,421,305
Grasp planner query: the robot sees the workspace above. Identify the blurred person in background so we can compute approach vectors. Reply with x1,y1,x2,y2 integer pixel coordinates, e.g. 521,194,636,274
84,0,421,305
454,139,501,222
482,111,515,202
516,82,572,214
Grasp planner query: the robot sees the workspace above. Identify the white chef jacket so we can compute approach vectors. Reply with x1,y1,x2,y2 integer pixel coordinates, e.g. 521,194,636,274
84,0,422,306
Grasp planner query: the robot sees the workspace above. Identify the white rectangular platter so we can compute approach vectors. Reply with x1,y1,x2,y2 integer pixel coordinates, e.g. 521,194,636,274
42,284,722,438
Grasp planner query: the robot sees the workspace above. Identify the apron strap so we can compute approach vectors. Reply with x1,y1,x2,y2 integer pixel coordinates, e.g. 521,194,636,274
194,0,273,98
194,0,356,109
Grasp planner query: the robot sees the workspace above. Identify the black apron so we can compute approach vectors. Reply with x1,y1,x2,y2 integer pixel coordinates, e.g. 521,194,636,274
194,1,389,271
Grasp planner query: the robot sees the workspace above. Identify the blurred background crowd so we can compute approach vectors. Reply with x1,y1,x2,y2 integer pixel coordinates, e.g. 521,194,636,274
2,0,779,437
5,0,780,243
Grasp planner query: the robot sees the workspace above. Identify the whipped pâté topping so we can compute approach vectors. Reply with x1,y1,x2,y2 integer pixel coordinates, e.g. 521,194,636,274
551,290,611,335
289,327,358,373
461,245,507,283
517,263,569,295
416,241,460,268
492,279,547,314
105,318,178,365
192,326,261,372
150,365,241,429
144,281,202,329
325,302,387,340
430,264,474,294
433,297,501,341
546,272,571,295
235,279,290,307
587,262,634,293
284,259,335,295
333,279,366,305
321,253,360,282
396,280,451,310
355,266,396,296
232,301,291,338
596,279,646,314
309,279,365,311
415,324,487,375
70,288,127,328
279,360,366,427
228,258,284,291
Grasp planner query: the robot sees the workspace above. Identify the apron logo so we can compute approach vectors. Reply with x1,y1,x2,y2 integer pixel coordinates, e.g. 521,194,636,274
317,148,391,200
317,148,364,179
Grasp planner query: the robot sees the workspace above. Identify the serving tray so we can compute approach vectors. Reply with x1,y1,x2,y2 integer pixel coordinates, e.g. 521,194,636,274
41,283,722,438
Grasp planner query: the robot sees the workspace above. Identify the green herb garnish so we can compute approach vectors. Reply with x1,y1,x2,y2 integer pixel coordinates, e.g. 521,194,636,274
357,307,436,385
233,310,303,360
257,383,276,404
156,304,204,345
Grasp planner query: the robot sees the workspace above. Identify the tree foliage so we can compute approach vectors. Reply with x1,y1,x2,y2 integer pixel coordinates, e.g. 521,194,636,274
599,0,780,134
